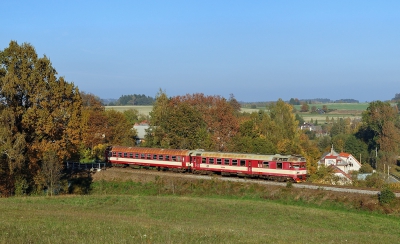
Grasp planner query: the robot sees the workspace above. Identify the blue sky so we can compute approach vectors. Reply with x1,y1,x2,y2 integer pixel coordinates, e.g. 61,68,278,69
2,1,399,102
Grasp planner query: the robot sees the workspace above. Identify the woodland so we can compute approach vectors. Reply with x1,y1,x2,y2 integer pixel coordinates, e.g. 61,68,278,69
1,41,400,197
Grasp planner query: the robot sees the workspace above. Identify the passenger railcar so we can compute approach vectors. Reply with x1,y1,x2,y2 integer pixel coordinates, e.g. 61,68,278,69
106,146,307,182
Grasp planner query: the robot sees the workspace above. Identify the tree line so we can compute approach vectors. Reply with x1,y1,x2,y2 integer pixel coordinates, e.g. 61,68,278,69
1,41,399,196
108,94,155,106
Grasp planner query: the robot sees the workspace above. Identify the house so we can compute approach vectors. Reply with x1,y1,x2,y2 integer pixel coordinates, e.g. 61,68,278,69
317,146,362,183
133,122,149,144
300,122,326,136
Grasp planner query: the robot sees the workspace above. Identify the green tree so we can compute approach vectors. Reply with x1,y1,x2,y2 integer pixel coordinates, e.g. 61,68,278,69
123,108,140,125
0,41,83,195
360,101,400,169
295,113,305,125
330,118,346,137
331,134,348,152
268,99,300,154
344,135,369,164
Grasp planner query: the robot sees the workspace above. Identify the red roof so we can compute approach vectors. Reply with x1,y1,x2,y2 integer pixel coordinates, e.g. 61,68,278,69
339,152,350,157
325,155,338,159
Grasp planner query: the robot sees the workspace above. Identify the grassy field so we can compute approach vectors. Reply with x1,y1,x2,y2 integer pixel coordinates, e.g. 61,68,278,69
2,170,400,244
105,105,153,116
293,103,370,111
1,194,400,244
105,103,373,123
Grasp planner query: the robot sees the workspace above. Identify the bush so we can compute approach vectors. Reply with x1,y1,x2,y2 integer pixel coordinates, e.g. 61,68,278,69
359,163,374,173
378,188,395,204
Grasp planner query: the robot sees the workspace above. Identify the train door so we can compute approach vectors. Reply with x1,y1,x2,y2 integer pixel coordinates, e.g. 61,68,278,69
192,153,201,170
247,160,253,175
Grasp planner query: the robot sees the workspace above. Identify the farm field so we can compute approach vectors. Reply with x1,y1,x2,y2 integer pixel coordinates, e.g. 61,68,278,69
107,103,371,124
105,105,153,116
1,194,400,244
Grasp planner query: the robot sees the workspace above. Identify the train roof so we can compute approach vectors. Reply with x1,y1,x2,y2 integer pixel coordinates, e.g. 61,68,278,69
189,150,306,162
111,146,191,156
110,146,306,162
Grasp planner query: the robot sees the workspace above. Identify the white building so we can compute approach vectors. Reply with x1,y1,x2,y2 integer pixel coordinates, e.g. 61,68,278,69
318,146,362,183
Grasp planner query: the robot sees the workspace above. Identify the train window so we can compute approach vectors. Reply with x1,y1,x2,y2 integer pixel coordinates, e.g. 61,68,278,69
118,152,122,157
177,156,181,162
140,154,145,159
146,154,151,159
112,152,116,157
153,155,157,160
277,162,282,169
129,153,133,158
166,155,170,161
209,158,214,164
202,158,206,164
232,159,238,166
172,156,177,161
135,153,139,159
240,160,245,166
224,159,230,165
159,155,164,160
217,158,222,165
123,153,127,157
263,162,269,168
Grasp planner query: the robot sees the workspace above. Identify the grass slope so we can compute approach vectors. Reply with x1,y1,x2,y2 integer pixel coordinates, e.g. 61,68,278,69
1,193,400,243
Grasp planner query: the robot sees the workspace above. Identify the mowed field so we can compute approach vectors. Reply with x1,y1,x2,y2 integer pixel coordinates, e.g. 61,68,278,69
105,105,153,116
1,194,400,243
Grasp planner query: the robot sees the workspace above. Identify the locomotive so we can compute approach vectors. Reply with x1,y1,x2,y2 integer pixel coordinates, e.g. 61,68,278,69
105,146,307,182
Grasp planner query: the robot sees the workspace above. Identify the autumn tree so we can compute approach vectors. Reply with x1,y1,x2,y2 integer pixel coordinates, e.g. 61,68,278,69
0,41,82,194
322,105,328,113
145,91,238,151
0,41,83,195
41,150,63,196
300,103,309,112
80,92,109,161
104,109,137,146
311,106,317,113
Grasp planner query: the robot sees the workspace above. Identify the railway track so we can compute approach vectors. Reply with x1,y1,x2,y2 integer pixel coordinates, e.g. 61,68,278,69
95,167,400,197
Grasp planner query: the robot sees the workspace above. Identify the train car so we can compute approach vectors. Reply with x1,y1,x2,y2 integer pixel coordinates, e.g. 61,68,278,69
107,146,191,171
189,150,307,182
106,146,307,182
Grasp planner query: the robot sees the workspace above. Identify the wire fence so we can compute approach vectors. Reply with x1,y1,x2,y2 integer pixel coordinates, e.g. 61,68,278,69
65,161,108,171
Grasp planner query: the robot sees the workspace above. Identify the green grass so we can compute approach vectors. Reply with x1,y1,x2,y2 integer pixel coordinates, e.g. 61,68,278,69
1,194,400,244
2,177,400,243
294,103,370,111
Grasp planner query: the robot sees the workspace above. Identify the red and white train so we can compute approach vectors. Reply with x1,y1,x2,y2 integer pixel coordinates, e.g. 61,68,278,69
106,146,307,182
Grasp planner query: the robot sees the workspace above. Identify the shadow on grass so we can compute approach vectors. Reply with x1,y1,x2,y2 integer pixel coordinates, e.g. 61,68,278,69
64,169,93,195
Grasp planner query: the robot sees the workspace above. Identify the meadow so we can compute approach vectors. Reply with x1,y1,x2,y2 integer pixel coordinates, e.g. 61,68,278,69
2,174,400,244
2,194,400,244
